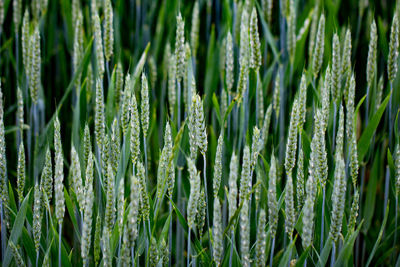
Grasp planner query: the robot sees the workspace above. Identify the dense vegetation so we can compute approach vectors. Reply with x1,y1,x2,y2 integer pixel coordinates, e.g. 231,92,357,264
0,0,399,266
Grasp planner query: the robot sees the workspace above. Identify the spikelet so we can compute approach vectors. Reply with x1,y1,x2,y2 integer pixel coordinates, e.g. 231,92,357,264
255,167,262,209
156,123,171,200
308,3,319,63
213,198,223,265
168,52,177,118
285,170,296,238
213,134,223,198
31,0,40,20
187,158,200,229
273,73,281,118
0,82,6,227
175,13,185,82
256,209,267,267
137,161,149,221
298,74,307,130
141,72,150,138
296,145,305,209
350,131,359,188
367,19,377,87
82,151,94,265
286,0,296,61
17,87,24,133
261,104,272,146
121,74,131,136
190,1,200,57
285,99,299,175
128,174,140,244
94,214,101,266
33,184,42,253
73,9,84,90
104,0,114,61
29,26,41,104
17,142,26,204
70,146,84,211
148,57,157,98
312,14,325,78
388,13,399,82
228,153,238,222
95,78,106,155
130,94,140,165
395,144,400,196
102,227,112,267
22,11,30,74
188,95,198,160
93,12,105,77
115,62,124,108
13,0,22,33
317,110,328,188
375,75,384,112
110,118,120,175
240,198,250,267
160,238,169,265
321,66,331,130
196,188,206,237
263,0,273,24
237,9,250,99
268,154,278,238
329,156,346,242
196,95,208,155
348,189,359,232
335,105,345,160
121,227,131,266
251,126,261,172
40,146,53,202
226,31,234,94
250,8,261,70
9,242,25,267
307,110,321,200
105,163,115,231
221,89,228,122
54,116,65,225
83,124,91,169
257,81,264,126
164,124,175,199
239,146,251,204
346,73,356,139
149,237,159,266
302,191,315,248
341,29,352,77
331,33,341,102
117,178,124,231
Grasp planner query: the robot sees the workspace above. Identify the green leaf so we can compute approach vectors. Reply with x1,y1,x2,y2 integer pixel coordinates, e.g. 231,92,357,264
317,239,333,267
365,202,390,267
3,190,32,267
278,235,297,267
363,153,380,233
334,221,363,266
358,92,391,162
212,93,222,126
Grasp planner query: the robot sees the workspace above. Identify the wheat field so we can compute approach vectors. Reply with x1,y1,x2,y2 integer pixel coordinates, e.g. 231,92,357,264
0,0,399,266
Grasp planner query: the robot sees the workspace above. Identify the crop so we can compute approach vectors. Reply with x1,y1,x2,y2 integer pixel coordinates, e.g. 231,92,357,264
0,0,400,266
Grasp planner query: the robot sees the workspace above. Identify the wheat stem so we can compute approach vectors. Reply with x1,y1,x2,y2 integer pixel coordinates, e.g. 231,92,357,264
187,229,191,267
330,242,336,267
320,187,326,253
270,237,275,267
203,154,212,254
59,224,62,267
